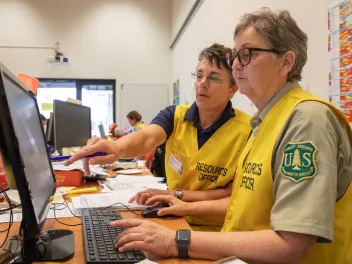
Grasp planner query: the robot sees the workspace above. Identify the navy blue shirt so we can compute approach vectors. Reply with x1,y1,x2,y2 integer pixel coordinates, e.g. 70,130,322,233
151,101,235,149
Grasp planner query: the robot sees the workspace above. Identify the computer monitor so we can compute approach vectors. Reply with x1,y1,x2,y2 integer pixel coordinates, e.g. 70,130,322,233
98,124,106,138
0,63,74,262
46,112,55,146
53,100,91,151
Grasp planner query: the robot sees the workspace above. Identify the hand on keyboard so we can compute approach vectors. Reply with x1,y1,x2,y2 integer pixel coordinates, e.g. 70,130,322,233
111,219,178,258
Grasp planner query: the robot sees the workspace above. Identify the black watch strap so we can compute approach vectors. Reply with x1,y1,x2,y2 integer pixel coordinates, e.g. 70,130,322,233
178,241,189,258
176,230,190,258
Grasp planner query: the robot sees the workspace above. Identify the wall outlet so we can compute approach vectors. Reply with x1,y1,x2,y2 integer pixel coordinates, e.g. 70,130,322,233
47,56,54,63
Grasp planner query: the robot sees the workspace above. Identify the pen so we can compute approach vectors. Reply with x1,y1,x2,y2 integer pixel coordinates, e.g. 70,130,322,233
49,152,107,161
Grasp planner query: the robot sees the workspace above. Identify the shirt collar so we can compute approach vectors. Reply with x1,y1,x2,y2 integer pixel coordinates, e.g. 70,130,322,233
250,81,301,133
185,101,235,131
259,81,300,121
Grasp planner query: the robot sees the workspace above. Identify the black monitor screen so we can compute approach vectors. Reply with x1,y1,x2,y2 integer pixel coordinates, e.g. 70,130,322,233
0,72,55,224
46,112,55,146
54,100,91,151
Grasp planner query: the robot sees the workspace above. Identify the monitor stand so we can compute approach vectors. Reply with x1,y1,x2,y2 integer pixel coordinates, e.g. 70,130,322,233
6,229,74,263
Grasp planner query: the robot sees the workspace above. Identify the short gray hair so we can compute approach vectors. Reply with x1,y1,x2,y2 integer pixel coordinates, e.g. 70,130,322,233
234,8,308,81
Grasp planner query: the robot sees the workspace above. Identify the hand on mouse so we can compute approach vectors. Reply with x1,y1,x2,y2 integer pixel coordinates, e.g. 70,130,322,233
145,195,192,217
128,188,173,204
63,137,123,175
111,219,177,257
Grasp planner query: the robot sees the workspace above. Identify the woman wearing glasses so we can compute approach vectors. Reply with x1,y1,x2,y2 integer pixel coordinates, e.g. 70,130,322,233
65,43,252,231
107,8,351,263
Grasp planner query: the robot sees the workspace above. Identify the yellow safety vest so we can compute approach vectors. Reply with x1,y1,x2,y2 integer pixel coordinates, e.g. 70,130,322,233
222,88,352,263
166,104,252,231
134,122,145,131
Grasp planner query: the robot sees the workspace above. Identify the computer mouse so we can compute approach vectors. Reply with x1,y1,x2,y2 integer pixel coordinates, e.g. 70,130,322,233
141,203,173,218
112,166,125,171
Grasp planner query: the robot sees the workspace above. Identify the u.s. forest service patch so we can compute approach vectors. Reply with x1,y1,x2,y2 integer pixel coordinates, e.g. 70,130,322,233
281,141,317,182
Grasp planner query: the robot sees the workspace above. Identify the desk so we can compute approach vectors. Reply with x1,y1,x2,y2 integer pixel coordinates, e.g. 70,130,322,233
0,169,212,264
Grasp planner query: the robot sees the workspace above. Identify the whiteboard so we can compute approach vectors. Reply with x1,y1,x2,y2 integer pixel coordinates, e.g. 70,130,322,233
119,84,169,127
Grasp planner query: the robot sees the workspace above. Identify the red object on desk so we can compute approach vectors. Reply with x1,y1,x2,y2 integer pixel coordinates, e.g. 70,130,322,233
0,157,8,189
54,170,84,187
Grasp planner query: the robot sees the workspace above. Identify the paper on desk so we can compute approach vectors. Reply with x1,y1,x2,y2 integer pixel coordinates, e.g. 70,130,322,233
116,175,161,184
49,202,81,218
52,160,83,171
101,181,167,193
101,176,167,192
0,213,23,223
71,190,148,210
0,202,81,223
137,260,158,264
90,166,110,176
52,160,109,176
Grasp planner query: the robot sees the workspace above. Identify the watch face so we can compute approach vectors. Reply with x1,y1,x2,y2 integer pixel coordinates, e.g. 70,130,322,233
177,230,190,242
175,189,183,199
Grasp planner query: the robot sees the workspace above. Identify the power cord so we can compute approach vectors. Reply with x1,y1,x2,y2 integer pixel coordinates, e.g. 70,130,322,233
1,237,21,263
101,202,141,216
0,187,13,248
51,202,82,227
0,204,21,214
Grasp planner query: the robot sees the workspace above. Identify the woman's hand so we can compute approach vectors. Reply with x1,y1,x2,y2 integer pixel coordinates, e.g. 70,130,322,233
63,137,124,175
112,219,178,257
146,195,193,217
128,189,173,204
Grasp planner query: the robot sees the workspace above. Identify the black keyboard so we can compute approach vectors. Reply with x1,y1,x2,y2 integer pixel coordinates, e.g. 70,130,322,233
82,209,146,263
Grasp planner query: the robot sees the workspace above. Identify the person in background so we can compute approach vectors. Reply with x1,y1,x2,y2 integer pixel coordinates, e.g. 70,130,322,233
127,111,145,132
65,43,252,231
101,8,350,263
40,113,47,132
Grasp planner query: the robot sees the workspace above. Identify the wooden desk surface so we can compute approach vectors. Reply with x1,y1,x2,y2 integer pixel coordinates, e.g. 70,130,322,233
0,168,212,263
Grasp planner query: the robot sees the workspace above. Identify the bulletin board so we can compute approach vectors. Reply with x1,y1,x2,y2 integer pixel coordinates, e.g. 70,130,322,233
328,0,352,123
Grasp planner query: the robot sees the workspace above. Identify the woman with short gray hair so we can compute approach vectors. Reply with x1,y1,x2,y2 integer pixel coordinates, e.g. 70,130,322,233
80,8,352,264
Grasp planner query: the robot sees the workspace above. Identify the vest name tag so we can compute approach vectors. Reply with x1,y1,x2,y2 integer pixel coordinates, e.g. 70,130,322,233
168,154,183,174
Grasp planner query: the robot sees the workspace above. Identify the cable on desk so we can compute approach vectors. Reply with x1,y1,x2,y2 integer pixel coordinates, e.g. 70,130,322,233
0,204,21,214
0,187,13,249
64,201,81,218
52,202,82,227
101,202,141,216
0,188,9,194
1,237,20,264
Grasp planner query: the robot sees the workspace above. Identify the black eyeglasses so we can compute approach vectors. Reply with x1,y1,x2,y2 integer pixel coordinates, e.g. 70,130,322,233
226,48,282,67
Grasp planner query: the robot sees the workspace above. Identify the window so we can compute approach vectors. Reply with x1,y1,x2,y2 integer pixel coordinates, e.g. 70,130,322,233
37,79,116,136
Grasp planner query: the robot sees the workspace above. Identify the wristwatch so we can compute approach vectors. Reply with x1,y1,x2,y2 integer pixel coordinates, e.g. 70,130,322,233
175,229,190,258
174,189,184,200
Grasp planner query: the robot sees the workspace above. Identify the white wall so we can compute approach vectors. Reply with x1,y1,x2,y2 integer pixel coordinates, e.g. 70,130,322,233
171,0,196,41
0,0,172,123
171,0,331,115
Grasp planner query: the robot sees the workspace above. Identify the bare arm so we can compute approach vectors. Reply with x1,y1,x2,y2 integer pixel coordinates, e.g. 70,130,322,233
64,124,166,169
113,220,316,264
118,124,166,158
189,230,316,263
130,183,233,204
182,183,232,202
147,195,231,223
